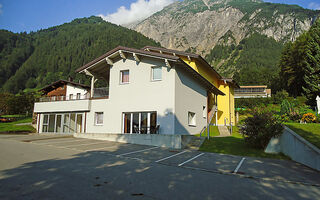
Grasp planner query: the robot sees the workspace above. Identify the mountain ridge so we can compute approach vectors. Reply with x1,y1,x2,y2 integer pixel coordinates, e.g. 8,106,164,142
133,0,319,56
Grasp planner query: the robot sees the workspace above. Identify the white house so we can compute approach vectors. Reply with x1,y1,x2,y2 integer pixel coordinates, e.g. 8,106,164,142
34,46,225,136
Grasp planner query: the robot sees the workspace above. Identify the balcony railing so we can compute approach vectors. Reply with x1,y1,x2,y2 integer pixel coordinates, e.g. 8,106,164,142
38,94,90,102
37,87,109,102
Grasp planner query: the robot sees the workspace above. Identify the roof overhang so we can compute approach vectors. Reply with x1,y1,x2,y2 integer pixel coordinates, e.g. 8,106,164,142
75,46,180,74
221,78,240,89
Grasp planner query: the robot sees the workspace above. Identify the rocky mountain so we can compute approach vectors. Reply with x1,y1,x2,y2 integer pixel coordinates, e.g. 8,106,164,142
133,0,319,56
131,0,319,89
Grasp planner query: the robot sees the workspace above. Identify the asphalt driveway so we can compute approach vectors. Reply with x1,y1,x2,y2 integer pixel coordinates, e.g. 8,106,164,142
0,134,319,200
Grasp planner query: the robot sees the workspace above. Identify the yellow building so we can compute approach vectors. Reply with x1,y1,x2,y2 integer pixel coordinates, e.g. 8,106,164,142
144,46,239,126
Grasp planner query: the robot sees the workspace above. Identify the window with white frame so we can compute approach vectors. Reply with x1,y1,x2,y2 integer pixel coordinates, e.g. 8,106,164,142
76,93,81,99
188,112,196,126
42,114,49,132
95,112,103,125
69,94,73,100
120,70,129,84
151,66,162,81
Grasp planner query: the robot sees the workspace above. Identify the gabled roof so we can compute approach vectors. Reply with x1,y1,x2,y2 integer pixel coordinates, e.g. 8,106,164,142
75,46,225,96
40,80,90,94
75,46,180,73
142,46,222,79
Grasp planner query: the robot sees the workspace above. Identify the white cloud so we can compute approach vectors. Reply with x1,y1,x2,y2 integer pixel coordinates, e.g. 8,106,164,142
0,4,3,15
308,2,320,10
99,0,176,25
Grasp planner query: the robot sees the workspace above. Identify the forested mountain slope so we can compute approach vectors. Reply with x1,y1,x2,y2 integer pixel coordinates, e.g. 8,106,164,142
0,16,160,93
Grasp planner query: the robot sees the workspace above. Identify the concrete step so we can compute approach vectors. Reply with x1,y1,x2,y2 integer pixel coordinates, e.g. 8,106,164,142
218,126,231,137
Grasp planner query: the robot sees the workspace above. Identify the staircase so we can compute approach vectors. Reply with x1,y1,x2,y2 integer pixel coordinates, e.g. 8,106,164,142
217,126,231,137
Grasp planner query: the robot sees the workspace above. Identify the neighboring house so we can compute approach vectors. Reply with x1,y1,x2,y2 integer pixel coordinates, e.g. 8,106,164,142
235,85,271,98
35,79,91,133
34,46,238,135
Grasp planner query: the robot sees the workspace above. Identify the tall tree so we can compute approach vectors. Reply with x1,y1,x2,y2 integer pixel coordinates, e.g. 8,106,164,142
302,20,320,106
279,19,320,105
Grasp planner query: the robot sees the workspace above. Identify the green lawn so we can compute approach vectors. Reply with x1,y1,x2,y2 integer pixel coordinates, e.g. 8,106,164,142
285,123,320,149
195,126,220,137
199,126,288,159
0,117,35,133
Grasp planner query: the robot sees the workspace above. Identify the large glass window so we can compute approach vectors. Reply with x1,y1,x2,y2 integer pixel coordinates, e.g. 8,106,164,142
120,70,129,84
152,66,162,81
123,112,157,134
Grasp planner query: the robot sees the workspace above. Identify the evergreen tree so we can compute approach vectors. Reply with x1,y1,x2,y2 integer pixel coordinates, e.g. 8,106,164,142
302,20,320,106
279,19,320,106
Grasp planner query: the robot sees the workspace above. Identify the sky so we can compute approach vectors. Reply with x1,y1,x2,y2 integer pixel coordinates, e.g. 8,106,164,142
0,0,319,33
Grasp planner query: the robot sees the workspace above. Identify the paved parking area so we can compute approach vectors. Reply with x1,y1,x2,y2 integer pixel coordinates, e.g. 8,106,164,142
1,133,319,186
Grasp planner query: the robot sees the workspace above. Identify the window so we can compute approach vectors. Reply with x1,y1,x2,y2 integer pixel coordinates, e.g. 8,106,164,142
203,106,206,118
76,93,81,99
42,114,49,132
188,112,196,126
151,66,162,81
95,112,103,125
123,112,157,134
69,94,73,100
120,70,129,84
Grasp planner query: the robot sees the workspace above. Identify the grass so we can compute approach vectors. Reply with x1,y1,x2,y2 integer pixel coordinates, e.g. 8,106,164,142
195,126,220,137
0,117,35,133
199,126,289,159
285,123,320,149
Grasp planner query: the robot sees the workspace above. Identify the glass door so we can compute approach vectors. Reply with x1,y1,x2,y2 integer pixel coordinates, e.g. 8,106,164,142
55,114,62,133
122,112,157,134
76,114,83,133
123,113,131,133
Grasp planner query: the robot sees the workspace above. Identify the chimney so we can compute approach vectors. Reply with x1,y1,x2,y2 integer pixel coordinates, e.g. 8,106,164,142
68,76,73,82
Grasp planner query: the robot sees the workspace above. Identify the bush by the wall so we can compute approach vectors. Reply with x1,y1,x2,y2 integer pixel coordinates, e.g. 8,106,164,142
240,109,283,149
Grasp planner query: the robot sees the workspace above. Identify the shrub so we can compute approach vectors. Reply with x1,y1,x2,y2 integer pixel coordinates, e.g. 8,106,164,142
240,109,283,149
272,90,289,104
301,113,317,123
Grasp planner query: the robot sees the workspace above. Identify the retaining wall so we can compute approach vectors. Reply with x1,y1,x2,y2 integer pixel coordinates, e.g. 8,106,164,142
74,133,184,149
265,126,320,171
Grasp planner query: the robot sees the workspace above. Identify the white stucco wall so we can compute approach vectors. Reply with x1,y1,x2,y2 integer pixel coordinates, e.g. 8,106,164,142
34,99,90,113
174,66,208,135
66,84,88,99
85,55,176,134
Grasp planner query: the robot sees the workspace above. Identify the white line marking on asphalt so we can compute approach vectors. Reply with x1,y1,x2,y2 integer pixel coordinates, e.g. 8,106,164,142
64,141,110,148
117,146,160,156
178,153,204,167
82,145,118,152
35,139,84,145
155,150,188,163
234,157,246,173
30,141,84,152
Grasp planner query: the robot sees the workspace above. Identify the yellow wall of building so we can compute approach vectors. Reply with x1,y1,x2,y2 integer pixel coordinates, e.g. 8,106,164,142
181,56,235,126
